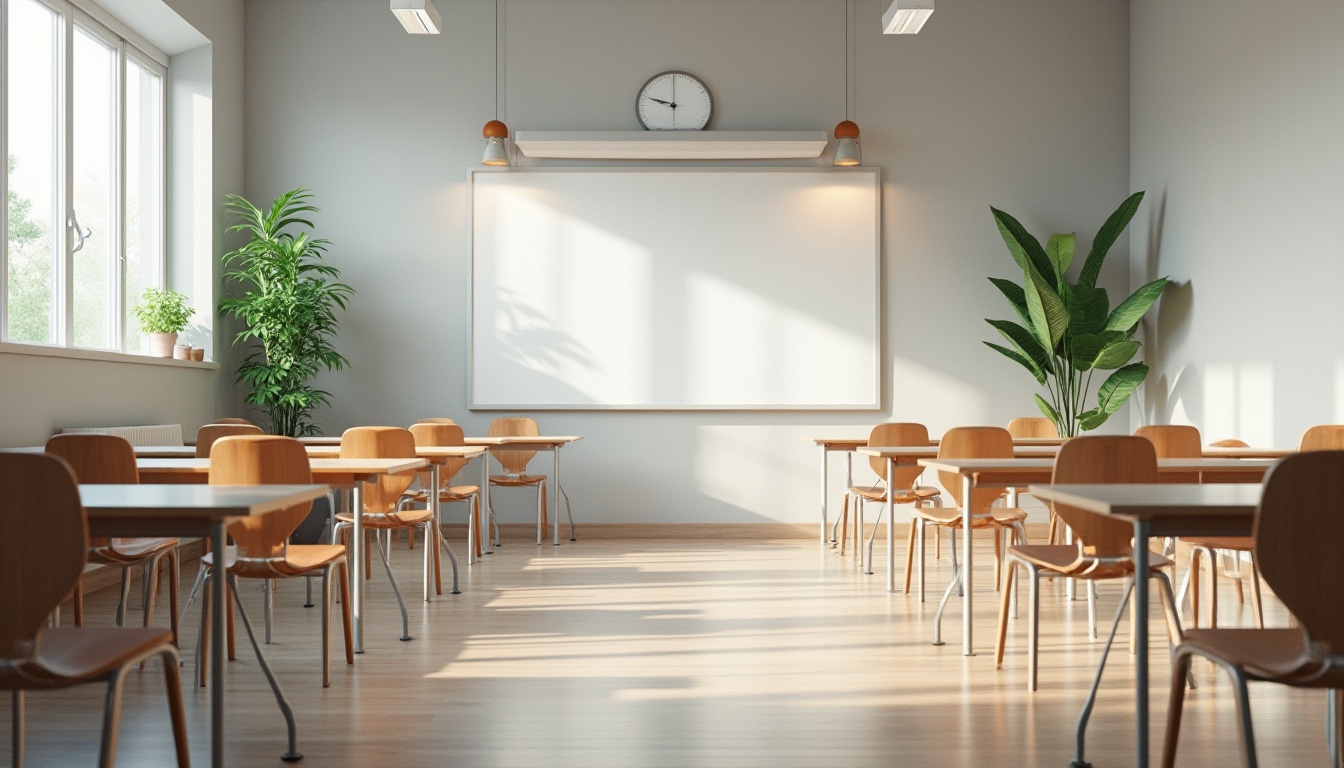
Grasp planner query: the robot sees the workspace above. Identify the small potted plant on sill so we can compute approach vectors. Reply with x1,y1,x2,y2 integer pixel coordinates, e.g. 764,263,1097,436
132,287,195,358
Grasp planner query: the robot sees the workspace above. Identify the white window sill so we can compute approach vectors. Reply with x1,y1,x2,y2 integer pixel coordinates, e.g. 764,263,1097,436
0,341,220,370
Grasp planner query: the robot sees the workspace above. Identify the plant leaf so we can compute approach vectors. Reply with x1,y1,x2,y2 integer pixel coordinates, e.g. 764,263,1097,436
1096,362,1149,415
986,319,1053,375
1034,394,1062,431
1104,277,1168,333
985,342,1046,384
1090,340,1141,370
1078,191,1144,288
1078,407,1111,431
988,277,1033,329
1045,232,1075,283
1069,333,1107,371
1023,264,1069,351
992,207,1058,291
1067,284,1109,336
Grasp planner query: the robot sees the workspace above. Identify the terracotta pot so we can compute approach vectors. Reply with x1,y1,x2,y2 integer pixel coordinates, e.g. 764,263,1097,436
147,332,178,358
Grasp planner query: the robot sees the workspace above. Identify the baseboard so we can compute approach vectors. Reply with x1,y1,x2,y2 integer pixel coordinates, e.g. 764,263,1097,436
437,522,1053,540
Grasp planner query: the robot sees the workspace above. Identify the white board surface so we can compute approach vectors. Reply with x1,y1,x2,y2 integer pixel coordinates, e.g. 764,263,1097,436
471,168,880,410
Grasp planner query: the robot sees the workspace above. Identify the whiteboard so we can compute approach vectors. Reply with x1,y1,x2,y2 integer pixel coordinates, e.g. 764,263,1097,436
470,168,880,410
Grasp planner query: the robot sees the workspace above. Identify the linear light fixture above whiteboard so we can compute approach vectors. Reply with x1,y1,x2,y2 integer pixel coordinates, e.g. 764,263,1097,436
513,131,829,160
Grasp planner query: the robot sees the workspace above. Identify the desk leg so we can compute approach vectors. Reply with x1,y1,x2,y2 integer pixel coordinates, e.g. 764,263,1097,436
553,447,561,546
467,457,478,566
820,447,829,544
351,484,364,654
427,463,439,602
962,474,975,656
886,458,896,593
1133,519,1152,768
482,453,493,555
209,521,227,768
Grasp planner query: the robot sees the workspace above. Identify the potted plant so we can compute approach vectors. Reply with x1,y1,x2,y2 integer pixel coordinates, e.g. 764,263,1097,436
220,188,354,436
982,192,1168,437
131,287,195,358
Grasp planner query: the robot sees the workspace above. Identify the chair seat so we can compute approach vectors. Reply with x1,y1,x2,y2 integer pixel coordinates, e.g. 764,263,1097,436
916,506,1027,528
490,474,546,487
1183,536,1253,551
1008,544,1172,579
1180,628,1342,683
407,485,480,503
849,485,940,504
336,509,433,528
202,544,347,578
11,627,175,686
88,537,179,565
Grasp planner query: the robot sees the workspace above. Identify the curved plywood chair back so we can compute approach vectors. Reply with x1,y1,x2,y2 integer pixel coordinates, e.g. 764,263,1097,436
44,433,139,484
1006,417,1059,439
937,427,1013,512
1299,425,1344,452
1134,424,1202,458
341,427,418,513
196,423,265,458
410,422,470,483
417,417,457,425
1209,438,1248,448
209,436,313,560
212,417,255,426
488,418,540,475
1255,450,1344,652
1051,436,1158,560
866,422,930,490
0,453,87,659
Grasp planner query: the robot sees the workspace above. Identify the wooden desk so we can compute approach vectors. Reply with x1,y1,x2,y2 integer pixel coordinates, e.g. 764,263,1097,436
136,457,425,654
80,483,329,768
464,436,583,546
1027,483,1260,768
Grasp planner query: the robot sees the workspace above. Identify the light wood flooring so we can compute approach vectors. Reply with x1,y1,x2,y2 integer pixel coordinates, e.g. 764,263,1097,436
5,530,1329,767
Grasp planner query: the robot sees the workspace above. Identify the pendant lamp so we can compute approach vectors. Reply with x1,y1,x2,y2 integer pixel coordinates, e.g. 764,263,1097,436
833,0,861,167
482,0,510,166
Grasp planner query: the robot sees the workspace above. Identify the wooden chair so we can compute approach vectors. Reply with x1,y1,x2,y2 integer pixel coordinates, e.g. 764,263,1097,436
914,427,1028,644
417,417,457,425
408,423,483,595
1300,424,1344,452
333,427,431,641
211,417,255,426
195,423,264,458
838,423,940,584
197,435,353,689
1162,450,1344,767
0,452,189,768
994,436,1185,691
44,434,180,646
486,417,549,545
1006,417,1059,439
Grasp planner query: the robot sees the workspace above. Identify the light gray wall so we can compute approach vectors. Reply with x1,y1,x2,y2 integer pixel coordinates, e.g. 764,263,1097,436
0,0,244,448
243,0,1130,522
1130,0,1344,447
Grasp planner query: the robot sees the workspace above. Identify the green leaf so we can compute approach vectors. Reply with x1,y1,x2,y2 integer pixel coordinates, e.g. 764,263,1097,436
1045,233,1075,283
1104,277,1168,333
1023,264,1069,351
1034,394,1062,431
1096,362,1149,415
1067,284,1110,336
1090,340,1141,370
992,207,1058,291
986,319,1053,375
1078,408,1111,431
988,277,1032,329
1069,333,1107,371
985,342,1046,384
1078,191,1144,288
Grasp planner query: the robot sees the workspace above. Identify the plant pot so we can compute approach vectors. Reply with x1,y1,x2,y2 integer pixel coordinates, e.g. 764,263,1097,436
147,332,178,358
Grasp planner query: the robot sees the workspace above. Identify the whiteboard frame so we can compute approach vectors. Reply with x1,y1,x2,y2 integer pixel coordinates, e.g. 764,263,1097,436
468,167,882,411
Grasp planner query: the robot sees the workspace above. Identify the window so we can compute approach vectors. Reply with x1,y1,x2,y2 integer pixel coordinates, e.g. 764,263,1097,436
3,0,167,353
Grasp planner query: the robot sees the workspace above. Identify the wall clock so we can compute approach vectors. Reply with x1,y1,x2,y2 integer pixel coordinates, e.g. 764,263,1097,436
636,71,713,131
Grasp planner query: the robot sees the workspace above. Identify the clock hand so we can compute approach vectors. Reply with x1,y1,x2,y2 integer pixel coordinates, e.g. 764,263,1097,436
647,97,673,106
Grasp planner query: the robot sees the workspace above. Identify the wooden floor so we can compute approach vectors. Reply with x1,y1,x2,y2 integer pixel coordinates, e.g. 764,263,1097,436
6,531,1329,767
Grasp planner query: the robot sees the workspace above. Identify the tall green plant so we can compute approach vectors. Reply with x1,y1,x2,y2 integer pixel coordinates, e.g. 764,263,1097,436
220,188,354,437
983,192,1167,437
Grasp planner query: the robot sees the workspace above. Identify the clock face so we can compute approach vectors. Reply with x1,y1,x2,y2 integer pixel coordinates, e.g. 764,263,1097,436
636,71,713,131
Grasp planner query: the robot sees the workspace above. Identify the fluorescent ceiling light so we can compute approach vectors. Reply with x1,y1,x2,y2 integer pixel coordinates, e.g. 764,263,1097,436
392,0,442,34
882,0,933,34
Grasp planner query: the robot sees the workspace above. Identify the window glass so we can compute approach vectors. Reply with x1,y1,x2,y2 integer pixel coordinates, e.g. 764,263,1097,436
71,23,117,349
124,57,163,352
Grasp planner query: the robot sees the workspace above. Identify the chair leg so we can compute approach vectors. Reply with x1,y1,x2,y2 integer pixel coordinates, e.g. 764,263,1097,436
1190,546,1203,629
74,580,84,627
931,568,961,646
322,565,333,687
423,522,433,603
1161,648,1196,768
167,549,180,647
159,648,190,767
226,584,236,661
1330,689,1344,768
116,567,131,627
181,565,207,624
432,518,443,596
864,504,881,575
995,559,1017,670
264,578,274,644
1248,552,1266,629
197,573,211,688
950,529,963,597
934,526,941,560
12,690,24,768
473,495,483,559
228,576,303,762
838,494,849,555
376,528,412,641
1205,547,1220,629
438,521,461,595
918,519,926,603
338,560,353,665
1027,567,1041,692
1088,580,1099,641
993,528,1002,592
903,514,917,594
98,667,131,768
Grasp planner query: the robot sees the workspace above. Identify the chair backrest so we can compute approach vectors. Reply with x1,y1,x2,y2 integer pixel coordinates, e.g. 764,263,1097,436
208,436,314,560
1133,424,1202,458
409,422,471,486
865,422,930,490
417,417,457,425
488,417,540,475
1254,451,1344,653
212,417,255,426
196,423,265,458
1006,417,1059,439
44,433,137,549
1300,425,1344,452
1050,436,1159,560
340,427,418,513
937,427,1013,512
0,453,88,659
1209,438,1248,448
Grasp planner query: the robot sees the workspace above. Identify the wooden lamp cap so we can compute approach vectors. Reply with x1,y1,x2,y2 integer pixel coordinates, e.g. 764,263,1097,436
483,120,509,139
833,120,860,140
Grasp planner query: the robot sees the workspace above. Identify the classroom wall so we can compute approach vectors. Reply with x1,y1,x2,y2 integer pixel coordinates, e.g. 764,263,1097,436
0,0,245,447
1129,0,1344,447
242,0,1131,523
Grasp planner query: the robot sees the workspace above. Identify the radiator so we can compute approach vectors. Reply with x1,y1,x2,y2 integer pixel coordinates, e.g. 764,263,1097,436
61,424,184,446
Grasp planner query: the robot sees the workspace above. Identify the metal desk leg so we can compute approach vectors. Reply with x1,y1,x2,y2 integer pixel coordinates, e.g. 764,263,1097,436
820,447,829,544
552,446,561,546
209,521,228,768
962,474,975,656
427,463,439,602
351,484,364,653
1133,519,1152,768
886,458,896,593
481,452,493,555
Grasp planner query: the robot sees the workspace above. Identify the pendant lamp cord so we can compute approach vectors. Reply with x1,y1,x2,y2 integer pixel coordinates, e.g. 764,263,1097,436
495,0,501,121
844,0,850,122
